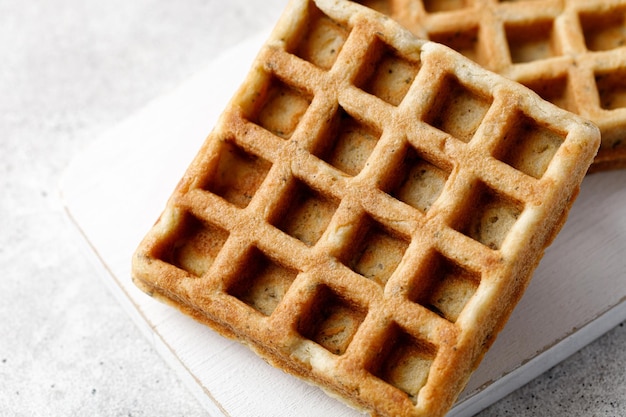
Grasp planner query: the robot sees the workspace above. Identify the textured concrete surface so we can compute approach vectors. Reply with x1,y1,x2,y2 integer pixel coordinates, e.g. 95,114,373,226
0,1,624,416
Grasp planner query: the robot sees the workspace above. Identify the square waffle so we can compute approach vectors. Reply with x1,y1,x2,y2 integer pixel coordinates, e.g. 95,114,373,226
132,0,600,416
355,0,626,172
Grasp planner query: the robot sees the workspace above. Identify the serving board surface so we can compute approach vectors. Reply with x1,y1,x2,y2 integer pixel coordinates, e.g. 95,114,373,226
60,31,626,417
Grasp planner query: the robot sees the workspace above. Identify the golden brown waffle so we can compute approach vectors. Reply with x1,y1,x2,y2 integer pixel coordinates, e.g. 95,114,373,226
132,0,600,416
355,0,626,172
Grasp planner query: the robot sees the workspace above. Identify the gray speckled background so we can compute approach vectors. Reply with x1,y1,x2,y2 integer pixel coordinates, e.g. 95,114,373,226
1,1,624,416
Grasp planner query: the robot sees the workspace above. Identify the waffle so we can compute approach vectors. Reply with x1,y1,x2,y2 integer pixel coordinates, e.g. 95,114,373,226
131,0,600,416
352,0,626,172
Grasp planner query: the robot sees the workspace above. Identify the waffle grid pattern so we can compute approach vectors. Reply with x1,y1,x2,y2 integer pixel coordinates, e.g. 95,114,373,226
355,0,626,171
133,1,599,416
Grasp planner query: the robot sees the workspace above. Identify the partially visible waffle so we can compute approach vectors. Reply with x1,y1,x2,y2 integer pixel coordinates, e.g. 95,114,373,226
355,0,626,172
132,0,600,416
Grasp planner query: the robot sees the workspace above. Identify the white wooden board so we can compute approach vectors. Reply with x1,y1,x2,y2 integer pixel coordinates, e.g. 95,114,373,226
60,31,626,417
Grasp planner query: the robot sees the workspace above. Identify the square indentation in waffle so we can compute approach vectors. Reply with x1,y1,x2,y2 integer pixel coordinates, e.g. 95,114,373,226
296,284,367,355
293,3,350,69
338,214,410,287
201,140,272,208
155,213,229,277
595,68,626,111
315,106,382,176
270,177,339,247
386,144,451,213
505,18,559,64
451,180,524,250
250,75,313,139
366,323,437,405
423,74,492,143
579,5,626,52
132,1,600,416
493,111,566,179
354,37,421,106
409,251,481,322
226,246,299,316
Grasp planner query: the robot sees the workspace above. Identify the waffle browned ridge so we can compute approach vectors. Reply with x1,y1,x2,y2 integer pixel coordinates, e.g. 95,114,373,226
354,0,626,172
132,0,600,416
